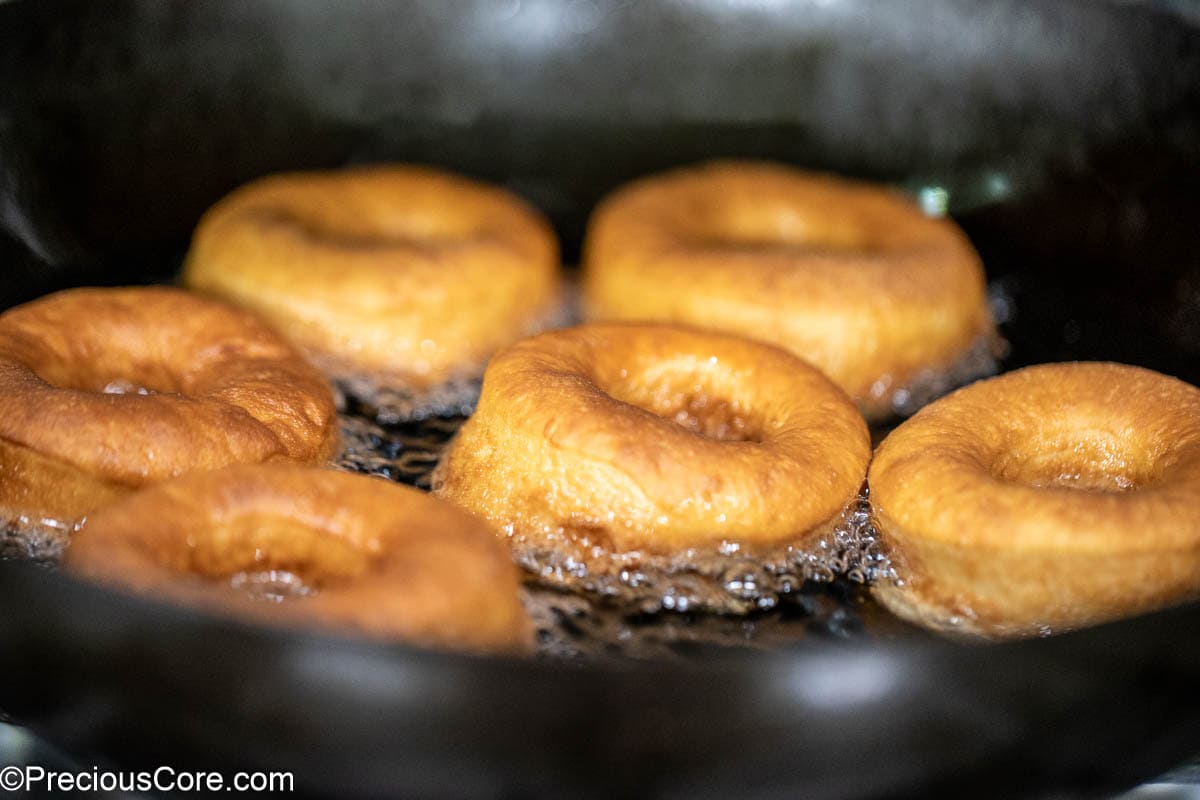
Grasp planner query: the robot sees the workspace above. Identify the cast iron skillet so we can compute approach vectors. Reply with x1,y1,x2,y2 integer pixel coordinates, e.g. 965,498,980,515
2,1,1200,797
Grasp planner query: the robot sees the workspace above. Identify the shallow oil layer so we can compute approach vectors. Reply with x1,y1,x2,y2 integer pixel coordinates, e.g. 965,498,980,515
500,495,890,615
335,288,578,424
336,279,1007,424
882,332,1006,418
521,580,917,663
0,274,1009,658
0,516,72,565
333,374,483,426
337,413,891,612
329,412,913,657
335,413,462,487
229,569,317,603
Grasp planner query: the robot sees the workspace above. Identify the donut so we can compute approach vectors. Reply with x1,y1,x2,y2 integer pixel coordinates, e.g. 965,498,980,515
0,286,339,529
581,161,997,420
64,465,531,652
182,164,562,415
433,323,871,590
868,362,1200,638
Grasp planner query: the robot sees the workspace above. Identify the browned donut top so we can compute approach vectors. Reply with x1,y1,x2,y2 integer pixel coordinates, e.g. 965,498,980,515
0,287,339,486
870,362,1200,552
435,322,871,551
183,165,563,386
582,161,994,411
585,161,984,303
192,164,555,265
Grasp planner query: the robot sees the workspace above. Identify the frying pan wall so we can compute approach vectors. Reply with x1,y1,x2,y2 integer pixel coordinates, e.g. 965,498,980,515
1,0,1199,797
3,0,1200,379
4,564,1200,799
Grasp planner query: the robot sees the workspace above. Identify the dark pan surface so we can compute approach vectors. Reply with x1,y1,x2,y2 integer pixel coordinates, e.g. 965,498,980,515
6,562,1200,800
2,0,1200,797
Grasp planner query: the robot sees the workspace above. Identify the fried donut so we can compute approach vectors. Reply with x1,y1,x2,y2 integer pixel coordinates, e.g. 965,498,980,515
433,323,871,588
869,362,1200,638
65,465,530,652
183,164,562,413
582,161,997,420
0,287,339,529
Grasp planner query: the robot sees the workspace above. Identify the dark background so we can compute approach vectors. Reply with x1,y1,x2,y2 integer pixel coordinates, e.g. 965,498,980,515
2,0,1200,381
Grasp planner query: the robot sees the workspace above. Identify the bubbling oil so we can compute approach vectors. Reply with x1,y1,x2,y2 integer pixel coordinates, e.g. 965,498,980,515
864,282,1011,419
0,514,73,564
336,412,893,618
334,375,482,427
871,332,1006,419
334,288,576,424
1,402,907,660
519,579,909,662
229,569,318,603
502,495,889,615
335,414,461,488
3,272,1018,656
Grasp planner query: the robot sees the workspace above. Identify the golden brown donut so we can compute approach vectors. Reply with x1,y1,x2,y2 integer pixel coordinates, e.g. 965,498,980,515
183,164,562,405
869,362,1200,638
0,286,339,528
582,160,997,420
64,465,530,653
433,322,871,565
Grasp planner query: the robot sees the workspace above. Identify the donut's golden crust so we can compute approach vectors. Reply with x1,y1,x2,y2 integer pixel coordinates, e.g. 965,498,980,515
582,161,995,419
868,362,1200,638
65,465,530,653
434,323,871,555
0,287,339,523
183,165,562,389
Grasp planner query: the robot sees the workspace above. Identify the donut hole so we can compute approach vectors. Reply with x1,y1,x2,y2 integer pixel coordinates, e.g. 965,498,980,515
663,394,759,441
687,200,875,253
990,433,1154,493
178,514,371,601
46,368,177,396
229,569,317,603
101,379,159,396
24,349,184,396
623,388,761,442
247,202,483,250
597,361,763,442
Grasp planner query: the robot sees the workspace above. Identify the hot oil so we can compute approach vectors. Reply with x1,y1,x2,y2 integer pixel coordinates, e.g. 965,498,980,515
3,372,911,658
874,333,1005,417
1,278,1006,659
334,288,577,425
229,569,318,603
336,413,461,487
334,412,911,659
520,580,918,662
500,492,890,616
0,411,902,659
0,514,73,565
334,374,482,426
